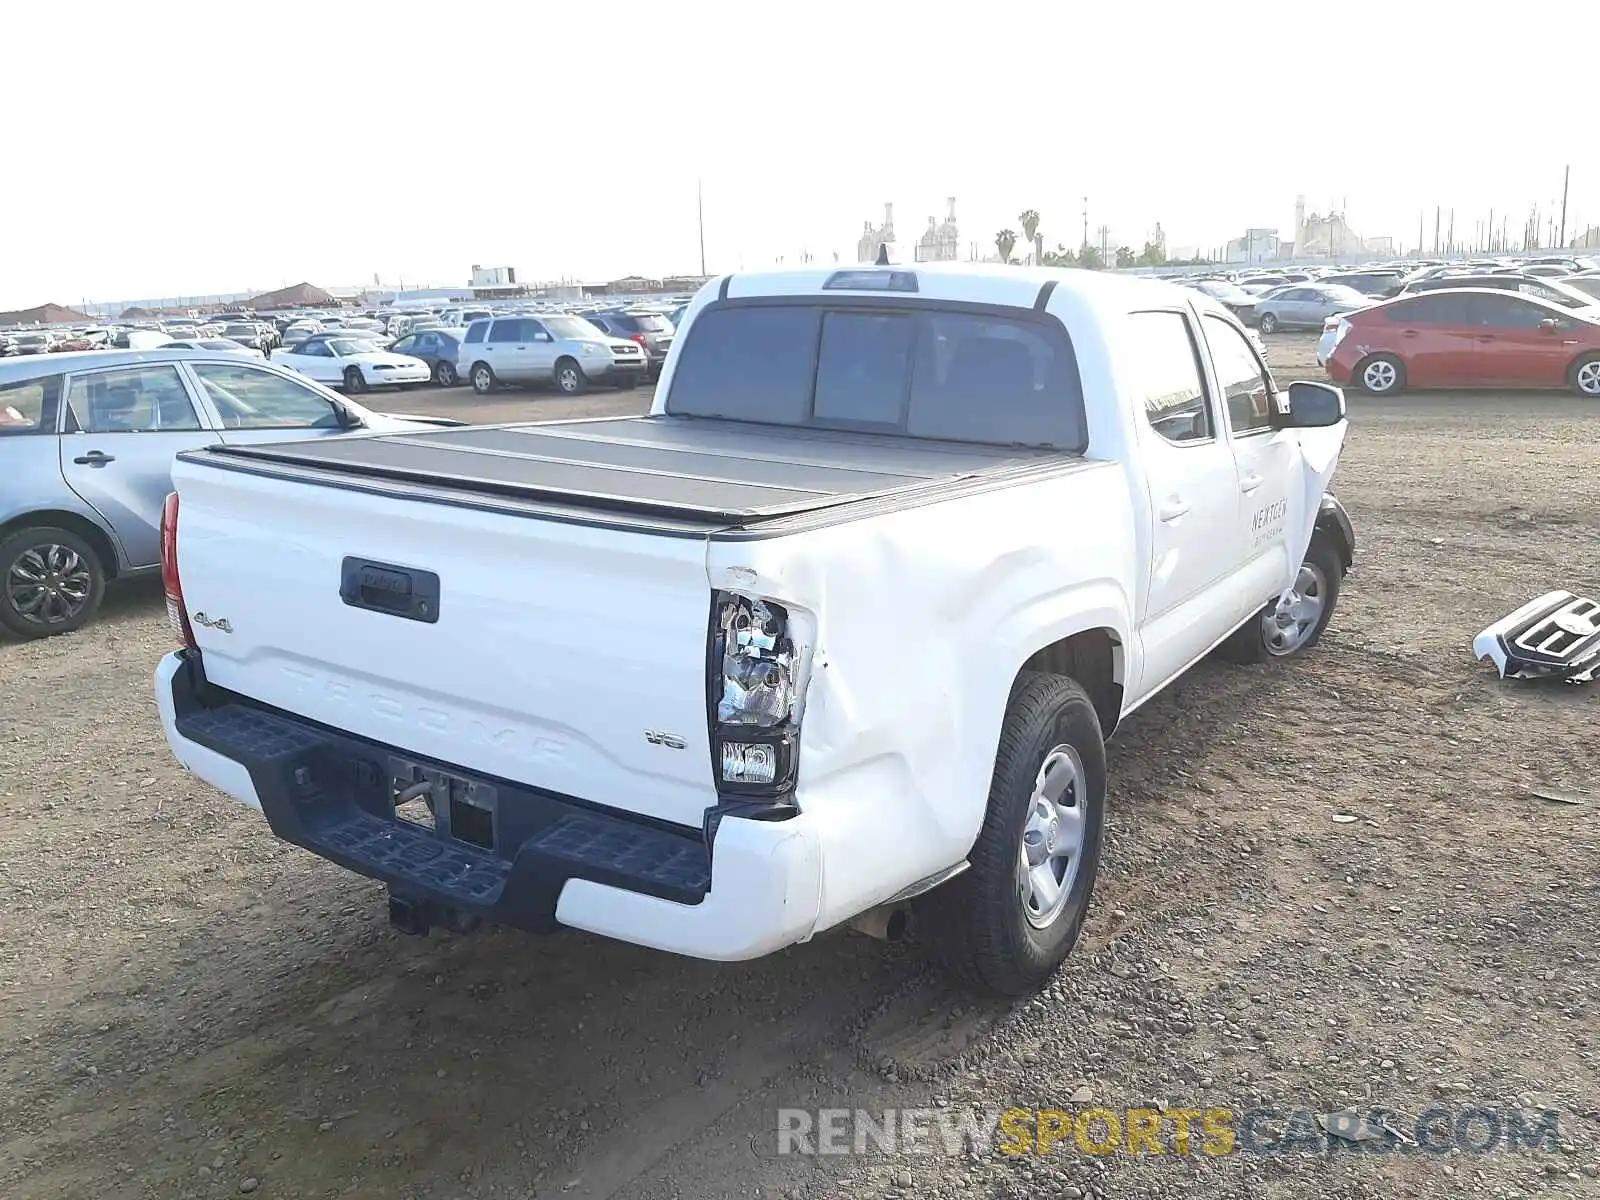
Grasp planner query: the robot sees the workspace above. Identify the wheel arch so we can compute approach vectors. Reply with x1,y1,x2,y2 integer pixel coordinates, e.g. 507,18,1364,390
1016,625,1126,739
1567,350,1600,395
0,509,122,578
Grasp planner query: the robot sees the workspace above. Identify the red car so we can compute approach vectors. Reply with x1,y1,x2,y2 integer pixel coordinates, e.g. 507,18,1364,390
1324,288,1600,397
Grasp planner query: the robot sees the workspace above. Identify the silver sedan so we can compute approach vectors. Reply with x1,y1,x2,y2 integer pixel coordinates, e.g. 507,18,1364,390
1255,285,1372,334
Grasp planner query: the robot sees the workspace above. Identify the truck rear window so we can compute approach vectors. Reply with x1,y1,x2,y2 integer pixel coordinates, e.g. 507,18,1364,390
665,302,1085,450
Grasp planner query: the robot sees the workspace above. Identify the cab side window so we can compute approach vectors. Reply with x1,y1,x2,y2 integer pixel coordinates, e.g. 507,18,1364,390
1202,316,1276,435
1126,312,1212,444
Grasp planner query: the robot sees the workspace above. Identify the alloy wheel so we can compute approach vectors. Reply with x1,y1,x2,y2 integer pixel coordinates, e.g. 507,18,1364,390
1363,360,1397,392
6,543,93,628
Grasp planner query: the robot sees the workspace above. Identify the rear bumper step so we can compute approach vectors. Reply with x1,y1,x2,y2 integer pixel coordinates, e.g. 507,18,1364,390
168,664,711,932
156,652,826,959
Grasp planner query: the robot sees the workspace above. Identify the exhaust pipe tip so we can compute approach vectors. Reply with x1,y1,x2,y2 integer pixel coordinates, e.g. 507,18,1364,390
849,904,910,943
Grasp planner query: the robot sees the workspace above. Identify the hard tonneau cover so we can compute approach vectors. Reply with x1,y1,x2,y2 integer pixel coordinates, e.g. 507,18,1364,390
182,415,1078,530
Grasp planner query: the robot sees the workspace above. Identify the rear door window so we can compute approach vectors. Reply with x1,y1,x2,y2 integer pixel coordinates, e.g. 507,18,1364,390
65,365,201,432
464,322,486,344
488,319,524,343
667,303,1084,450
0,376,61,435
1384,295,1470,325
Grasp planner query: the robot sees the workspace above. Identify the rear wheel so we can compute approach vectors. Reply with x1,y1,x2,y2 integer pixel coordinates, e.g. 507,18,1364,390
1569,353,1600,398
1258,311,1279,334
342,366,367,394
434,360,457,387
555,358,588,395
1357,353,1404,395
470,362,497,394
0,526,106,639
918,672,1105,995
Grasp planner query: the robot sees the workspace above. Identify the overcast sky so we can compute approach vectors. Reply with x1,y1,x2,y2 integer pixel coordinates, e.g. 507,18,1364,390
3,0,1595,308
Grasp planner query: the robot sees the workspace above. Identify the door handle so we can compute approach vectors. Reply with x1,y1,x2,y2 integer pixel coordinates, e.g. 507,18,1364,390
1401,329,1418,338
73,451,116,466
1475,335,1494,343
1239,472,1264,494
1157,498,1192,523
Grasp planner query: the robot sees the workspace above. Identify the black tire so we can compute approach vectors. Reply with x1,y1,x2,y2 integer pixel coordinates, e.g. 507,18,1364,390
1567,352,1600,399
0,526,106,639
554,357,588,395
1355,352,1405,395
918,671,1106,996
470,362,497,395
434,360,457,387
1218,533,1344,665
1258,311,1279,334
342,366,367,394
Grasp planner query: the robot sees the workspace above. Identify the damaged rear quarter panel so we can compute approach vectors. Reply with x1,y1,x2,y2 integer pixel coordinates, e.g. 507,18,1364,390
707,461,1137,932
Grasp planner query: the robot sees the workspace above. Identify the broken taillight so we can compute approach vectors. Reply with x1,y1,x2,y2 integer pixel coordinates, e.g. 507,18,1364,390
160,492,198,651
708,592,811,795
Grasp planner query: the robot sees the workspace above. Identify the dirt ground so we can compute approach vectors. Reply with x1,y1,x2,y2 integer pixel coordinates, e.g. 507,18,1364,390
1,333,1596,1200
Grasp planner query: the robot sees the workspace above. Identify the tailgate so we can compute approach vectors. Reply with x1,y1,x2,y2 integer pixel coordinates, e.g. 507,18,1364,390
171,457,719,829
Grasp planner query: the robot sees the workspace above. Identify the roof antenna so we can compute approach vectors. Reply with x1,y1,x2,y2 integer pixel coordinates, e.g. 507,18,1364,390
875,242,890,266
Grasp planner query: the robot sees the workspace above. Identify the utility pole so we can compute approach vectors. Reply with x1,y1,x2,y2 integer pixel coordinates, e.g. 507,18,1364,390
1559,164,1570,248
697,179,707,276
1417,210,1424,256
1433,206,1441,255
1487,209,1495,252
1081,197,1088,252
1447,209,1454,255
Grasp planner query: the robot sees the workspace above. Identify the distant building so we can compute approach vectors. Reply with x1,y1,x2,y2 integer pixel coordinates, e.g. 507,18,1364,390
856,203,896,263
1290,195,1390,259
915,198,960,262
1225,228,1284,263
1572,225,1600,249
468,264,527,299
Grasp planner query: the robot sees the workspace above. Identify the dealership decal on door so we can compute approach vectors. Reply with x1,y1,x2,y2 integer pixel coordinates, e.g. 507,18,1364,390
1250,499,1288,550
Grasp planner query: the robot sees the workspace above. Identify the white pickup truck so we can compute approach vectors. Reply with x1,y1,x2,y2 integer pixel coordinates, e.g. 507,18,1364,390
155,264,1353,995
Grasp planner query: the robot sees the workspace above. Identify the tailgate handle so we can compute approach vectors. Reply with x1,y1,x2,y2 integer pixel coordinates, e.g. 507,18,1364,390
340,558,440,624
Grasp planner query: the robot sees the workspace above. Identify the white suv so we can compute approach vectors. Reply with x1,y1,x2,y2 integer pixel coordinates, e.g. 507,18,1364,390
457,314,647,395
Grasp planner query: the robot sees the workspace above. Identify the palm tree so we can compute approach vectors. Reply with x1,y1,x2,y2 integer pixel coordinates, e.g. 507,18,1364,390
1019,210,1041,264
995,229,1018,264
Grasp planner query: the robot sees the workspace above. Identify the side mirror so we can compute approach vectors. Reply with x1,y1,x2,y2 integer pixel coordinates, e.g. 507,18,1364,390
335,404,366,430
1539,318,1559,334
1273,380,1346,429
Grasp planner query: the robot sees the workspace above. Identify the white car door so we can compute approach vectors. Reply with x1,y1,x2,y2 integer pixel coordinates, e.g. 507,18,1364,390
1200,313,1305,623
1123,309,1244,698
484,317,530,381
523,319,559,379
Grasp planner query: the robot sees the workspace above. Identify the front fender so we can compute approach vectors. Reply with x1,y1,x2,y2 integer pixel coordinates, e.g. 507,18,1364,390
1316,492,1355,572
